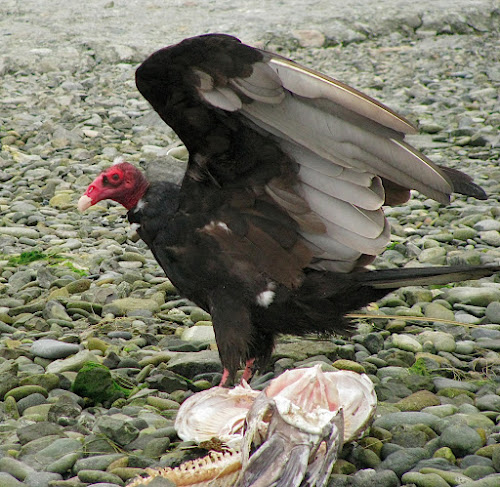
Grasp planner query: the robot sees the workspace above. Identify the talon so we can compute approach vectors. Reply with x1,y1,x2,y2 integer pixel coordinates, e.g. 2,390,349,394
241,358,256,383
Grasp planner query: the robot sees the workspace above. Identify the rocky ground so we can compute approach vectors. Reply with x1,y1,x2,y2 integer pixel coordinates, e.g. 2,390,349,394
1,1,500,486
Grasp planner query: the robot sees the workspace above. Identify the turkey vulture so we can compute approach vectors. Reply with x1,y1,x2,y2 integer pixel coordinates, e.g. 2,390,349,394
79,34,496,385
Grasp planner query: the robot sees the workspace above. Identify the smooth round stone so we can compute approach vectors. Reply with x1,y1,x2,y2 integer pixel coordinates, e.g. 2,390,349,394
453,227,479,240
77,470,124,486
391,424,436,448
0,457,35,481
189,308,211,323
420,468,472,486
352,469,400,487
4,385,48,401
17,393,47,415
181,325,215,343
143,437,171,459
475,394,500,412
352,447,381,468
455,311,483,325
395,390,440,412
331,359,366,373
46,452,81,474
377,366,411,380
0,472,23,487
95,416,139,446
463,465,496,480
24,437,83,467
445,288,500,307
31,339,80,359
418,247,446,265
378,447,430,477
146,396,180,411
471,328,500,340
391,334,423,352
373,412,440,431
73,454,126,473
457,473,500,486
439,413,494,432
19,403,51,422
418,331,456,353
474,220,500,232
23,471,63,486
439,425,484,457
102,298,160,316
433,378,479,392
108,331,133,339
479,231,500,246
485,302,500,324
458,404,480,414
424,303,456,321
455,340,476,354
423,404,458,418
461,455,494,468
46,350,100,374
166,350,222,378
401,471,450,487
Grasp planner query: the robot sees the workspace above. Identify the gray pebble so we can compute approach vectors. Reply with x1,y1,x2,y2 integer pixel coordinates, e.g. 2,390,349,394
474,220,500,231
0,457,35,481
373,412,440,431
377,447,430,477
17,393,47,415
31,339,80,359
73,454,126,473
94,416,139,446
0,472,23,487
439,425,484,457
475,394,500,412
485,302,500,324
24,471,63,487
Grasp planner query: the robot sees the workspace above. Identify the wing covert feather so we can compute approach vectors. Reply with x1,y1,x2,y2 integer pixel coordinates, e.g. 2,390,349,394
136,34,485,275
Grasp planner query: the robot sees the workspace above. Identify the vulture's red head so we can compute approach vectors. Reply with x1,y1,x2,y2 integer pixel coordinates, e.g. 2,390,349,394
78,161,149,211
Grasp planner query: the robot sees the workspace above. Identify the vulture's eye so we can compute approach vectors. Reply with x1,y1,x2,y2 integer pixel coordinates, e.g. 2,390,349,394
112,173,120,181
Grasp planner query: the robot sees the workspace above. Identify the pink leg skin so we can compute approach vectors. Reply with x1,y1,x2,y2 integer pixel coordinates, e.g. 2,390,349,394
220,359,255,387
241,358,255,383
220,368,230,387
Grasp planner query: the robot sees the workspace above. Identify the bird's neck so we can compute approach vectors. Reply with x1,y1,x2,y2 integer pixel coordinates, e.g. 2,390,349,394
122,173,150,210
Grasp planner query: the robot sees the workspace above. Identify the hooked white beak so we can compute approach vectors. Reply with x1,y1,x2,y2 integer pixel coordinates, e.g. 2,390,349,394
77,194,93,212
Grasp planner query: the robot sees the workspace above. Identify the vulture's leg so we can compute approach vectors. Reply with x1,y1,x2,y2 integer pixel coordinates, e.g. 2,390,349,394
241,358,255,383
209,289,253,387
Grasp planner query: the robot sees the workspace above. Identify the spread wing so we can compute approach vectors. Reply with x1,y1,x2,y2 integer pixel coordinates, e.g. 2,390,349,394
135,33,485,282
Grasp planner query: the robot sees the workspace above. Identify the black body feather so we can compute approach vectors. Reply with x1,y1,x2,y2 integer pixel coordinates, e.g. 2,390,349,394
130,34,495,383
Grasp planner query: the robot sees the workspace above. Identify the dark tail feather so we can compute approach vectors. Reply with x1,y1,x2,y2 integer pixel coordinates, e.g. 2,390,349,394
269,265,499,337
438,165,487,200
355,264,500,289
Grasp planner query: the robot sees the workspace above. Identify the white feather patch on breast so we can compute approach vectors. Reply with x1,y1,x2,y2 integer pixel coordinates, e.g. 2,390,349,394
136,199,146,210
256,282,276,307
256,290,275,308
203,221,231,233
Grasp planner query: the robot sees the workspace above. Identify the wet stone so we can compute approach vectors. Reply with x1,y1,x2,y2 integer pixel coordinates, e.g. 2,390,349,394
17,392,47,415
94,415,140,446
0,456,36,481
439,425,484,457
31,339,80,359
401,471,451,487
24,471,63,486
166,350,222,378
378,447,430,478
475,394,500,412
0,472,23,487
